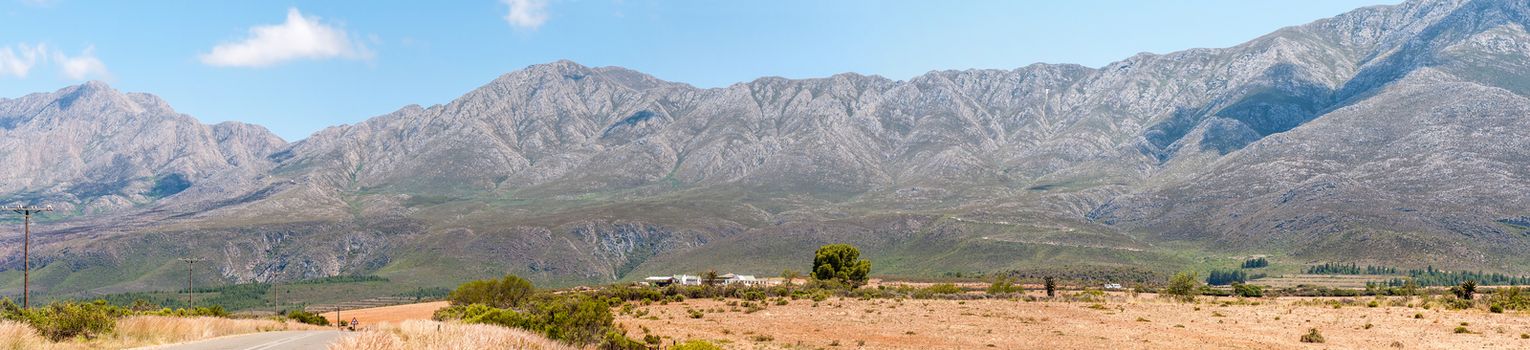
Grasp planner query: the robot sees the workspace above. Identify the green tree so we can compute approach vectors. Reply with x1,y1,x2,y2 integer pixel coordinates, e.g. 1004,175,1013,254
1044,277,1056,297
1164,271,1200,302
811,244,872,288
448,274,536,308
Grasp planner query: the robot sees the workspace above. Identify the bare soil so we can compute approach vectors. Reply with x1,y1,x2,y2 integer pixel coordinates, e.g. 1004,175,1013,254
616,293,1530,349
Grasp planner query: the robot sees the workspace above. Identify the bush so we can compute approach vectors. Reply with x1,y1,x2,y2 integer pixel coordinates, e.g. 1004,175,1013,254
1450,280,1477,300
531,296,614,344
7,300,120,341
602,330,648,350
1487,286,1530,310
284,310,330,326
141,306,230,318
436,295,637,348
673,340,724,350
1300,328,1325,343
925,284,962,295
1164,271,1200,302
812,244,872,288
987,276,1021,295
449,274,536,308
1441,297,1473,310
1231,283,1263,298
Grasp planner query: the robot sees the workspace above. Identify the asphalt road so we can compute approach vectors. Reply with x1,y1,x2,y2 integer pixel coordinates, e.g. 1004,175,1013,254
132,330,348,350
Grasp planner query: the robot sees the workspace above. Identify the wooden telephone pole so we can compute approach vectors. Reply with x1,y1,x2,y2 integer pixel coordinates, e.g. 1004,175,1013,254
8,205,52,309
177,257,206,308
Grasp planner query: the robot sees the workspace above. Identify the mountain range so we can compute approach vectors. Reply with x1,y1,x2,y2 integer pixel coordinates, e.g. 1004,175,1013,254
2,0,1528,297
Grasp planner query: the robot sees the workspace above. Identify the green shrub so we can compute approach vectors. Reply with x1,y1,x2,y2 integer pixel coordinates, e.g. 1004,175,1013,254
1300,328,1325,343
673,340,724,350
15,300,120,341
1231,283,1263,298
448,274,535,308
284,310,330,326
601,330,648,350
1487,287,1530,310
987,276,1021,294
142,306,230,318
925,284,962,295
1441,297,1473,310
1454,326,1471,334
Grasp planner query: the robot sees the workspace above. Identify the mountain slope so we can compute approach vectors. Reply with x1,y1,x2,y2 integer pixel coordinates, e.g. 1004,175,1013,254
2,0,1528,297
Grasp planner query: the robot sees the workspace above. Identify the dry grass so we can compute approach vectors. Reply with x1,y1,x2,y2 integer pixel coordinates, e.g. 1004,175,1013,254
619,292,1530,349
105,316,327,347
0,320,56,350
327,320,575,350
0,316,324,350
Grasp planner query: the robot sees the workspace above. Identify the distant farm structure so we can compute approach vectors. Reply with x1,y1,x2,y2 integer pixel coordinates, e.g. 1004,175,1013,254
641,273,777,287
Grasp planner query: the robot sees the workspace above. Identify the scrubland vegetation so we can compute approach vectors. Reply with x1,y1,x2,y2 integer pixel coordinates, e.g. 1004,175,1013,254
0,304,318,349
326,320,575,350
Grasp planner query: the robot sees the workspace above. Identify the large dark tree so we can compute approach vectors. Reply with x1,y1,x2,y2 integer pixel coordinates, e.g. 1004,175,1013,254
812,244,872,288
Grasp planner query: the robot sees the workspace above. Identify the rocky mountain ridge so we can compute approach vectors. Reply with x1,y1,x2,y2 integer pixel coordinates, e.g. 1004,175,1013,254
1,0,1527,295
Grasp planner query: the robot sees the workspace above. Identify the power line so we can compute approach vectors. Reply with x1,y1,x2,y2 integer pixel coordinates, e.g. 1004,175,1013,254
7,205,53,309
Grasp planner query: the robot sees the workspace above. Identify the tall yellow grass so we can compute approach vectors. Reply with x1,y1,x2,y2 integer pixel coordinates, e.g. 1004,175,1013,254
327,320,576,350
107,315,327,347
0,320,57,350
0,316,325,349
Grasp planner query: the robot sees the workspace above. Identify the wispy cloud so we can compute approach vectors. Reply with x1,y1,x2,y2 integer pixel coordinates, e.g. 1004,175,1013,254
0,43,48,78
502,0,549,30
200,8,372,67
0,43,110,80
54,45,109,80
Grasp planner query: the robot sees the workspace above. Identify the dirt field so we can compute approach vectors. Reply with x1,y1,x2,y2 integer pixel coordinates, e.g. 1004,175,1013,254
321,301,449,328
616,293,1530,349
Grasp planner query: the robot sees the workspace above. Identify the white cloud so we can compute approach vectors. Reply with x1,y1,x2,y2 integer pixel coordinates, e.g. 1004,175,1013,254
502,0,549,29
199,8,372,67
53,45,109,80
0,43,110,80
0,43,47,78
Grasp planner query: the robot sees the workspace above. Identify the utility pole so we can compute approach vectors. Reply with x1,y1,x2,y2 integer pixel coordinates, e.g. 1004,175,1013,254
7,205,52,309
272,270,283,316
177,257,205,308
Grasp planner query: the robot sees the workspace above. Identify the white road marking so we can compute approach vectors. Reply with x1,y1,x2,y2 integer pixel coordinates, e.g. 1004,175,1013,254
242,332,318,350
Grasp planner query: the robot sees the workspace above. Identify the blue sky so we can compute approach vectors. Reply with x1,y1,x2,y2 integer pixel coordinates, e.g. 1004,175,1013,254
2,0,1396,141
